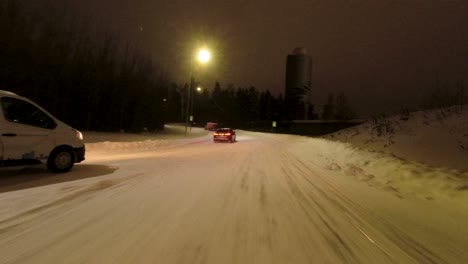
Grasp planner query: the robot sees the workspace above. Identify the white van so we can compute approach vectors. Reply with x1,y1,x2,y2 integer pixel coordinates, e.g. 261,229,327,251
0,90,85,172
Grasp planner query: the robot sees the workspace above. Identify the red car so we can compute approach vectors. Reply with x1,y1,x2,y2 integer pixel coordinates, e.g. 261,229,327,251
213,128,236,143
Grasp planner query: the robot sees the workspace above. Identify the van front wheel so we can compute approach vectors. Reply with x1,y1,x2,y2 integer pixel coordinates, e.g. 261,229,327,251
47,147,75,173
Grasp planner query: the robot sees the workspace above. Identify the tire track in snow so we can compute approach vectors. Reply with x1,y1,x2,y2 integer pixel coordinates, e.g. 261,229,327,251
280,155,361,263
275,137,451,264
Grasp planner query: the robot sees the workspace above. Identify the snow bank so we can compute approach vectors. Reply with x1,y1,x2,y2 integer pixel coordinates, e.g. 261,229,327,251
306,106,468,205
85,139,172,152
324,105,468,171
84,125,210,153
287,137,468,204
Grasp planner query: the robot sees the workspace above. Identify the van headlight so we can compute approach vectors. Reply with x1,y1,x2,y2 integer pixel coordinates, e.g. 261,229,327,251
73,129,83,141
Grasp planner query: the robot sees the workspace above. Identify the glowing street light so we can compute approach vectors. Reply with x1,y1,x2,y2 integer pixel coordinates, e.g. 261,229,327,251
197,49,211,64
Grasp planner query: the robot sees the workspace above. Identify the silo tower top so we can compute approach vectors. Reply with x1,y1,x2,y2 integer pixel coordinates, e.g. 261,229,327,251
292,47,308,56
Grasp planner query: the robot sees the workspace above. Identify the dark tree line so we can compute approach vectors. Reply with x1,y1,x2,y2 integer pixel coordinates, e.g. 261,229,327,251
165,82,285,129
1,1,357,133
0,0,169,132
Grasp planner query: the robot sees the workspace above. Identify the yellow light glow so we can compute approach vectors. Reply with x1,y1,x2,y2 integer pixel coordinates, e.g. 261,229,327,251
196,87,202,92
197,49,211,63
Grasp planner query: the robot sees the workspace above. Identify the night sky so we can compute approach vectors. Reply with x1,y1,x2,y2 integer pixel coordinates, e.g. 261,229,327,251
40,0,468,116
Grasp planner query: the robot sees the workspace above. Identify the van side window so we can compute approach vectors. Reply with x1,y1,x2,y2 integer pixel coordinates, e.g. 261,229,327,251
0,97,57,129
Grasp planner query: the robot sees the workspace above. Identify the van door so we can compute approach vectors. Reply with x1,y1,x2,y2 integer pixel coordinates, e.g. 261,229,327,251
0,96,57,160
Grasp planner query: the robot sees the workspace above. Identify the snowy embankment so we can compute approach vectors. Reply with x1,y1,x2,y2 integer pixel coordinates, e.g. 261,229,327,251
318,105,468,205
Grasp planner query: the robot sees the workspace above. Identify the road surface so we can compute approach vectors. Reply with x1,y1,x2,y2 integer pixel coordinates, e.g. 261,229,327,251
0,131,467,263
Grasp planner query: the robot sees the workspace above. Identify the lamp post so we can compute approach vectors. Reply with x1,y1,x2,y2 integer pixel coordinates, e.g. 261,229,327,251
185,48,211,136
189,86,203,132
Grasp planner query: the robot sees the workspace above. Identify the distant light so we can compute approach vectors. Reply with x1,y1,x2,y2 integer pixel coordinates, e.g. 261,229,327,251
196,87,202,92
197,49,211,63
163,98,167,101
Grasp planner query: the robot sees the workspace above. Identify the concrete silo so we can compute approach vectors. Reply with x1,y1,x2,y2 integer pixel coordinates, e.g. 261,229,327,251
285,47,312,120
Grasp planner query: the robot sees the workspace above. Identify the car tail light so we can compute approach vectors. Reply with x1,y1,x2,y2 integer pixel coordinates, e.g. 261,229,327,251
225,133,231,136
214,132,219,135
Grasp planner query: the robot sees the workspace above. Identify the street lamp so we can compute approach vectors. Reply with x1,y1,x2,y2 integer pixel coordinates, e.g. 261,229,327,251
185,48,211,135
189,86,203,131
198,49,211,63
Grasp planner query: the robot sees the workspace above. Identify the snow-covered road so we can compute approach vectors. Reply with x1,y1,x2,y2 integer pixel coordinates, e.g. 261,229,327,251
1,130,467,263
